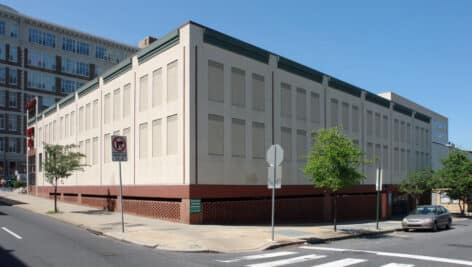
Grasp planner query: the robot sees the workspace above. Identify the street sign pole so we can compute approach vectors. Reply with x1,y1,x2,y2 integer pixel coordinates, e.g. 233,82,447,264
375,168,383,230
119,161,124,233
271,146,276,241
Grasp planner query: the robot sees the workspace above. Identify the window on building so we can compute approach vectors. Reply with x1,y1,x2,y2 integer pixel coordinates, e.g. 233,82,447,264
394,119,399,142
62,37,90,56
0,21,4,36
104,134,111,163
92,137,98,165
8,93,17,108
231,118,245,157
139,123,148,159
231,67,245,107
281,83,292,118
375,113,381,138
8,46,18,63
8,68,17,85
208,114,224,155
366,110,373,137
341,102,349,131
0,114,4,130
59,117,64,140
92,99,99,128
383,145,389,169
8,115,18,132
383,115,389,139
139,74,148,112
123,128,131,157
27,71,56,91
104,93,111,124
208,60,224,103
0,67,4,83
70,111,75,136
167,115,178,155
123,83,131,117
85,139,91,165
352,106,359,133
28,28,56,48
400,121,406,143
406,123,411,144
310,92,320,123
95,46,107,60
113,89,120,121
152,68,162,107
78,106,84,133
252,73,265,112
330,99,339,127
28,49,56,70
296,129,307,161
64,114,69,137
61,57,90,77
167,60,178,103
296,88,307,120
252,122,265,159
152,119,162,157
10,23,18,38
281,127,292,161
8,138,19,153
0,91,5,107
0,45,5,60
85,103,91,131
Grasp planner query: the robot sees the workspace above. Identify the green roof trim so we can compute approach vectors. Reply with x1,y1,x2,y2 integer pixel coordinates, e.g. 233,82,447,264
393,103,413,116
77,78,99,98
102,59,132,84
278,56,323,83
328,78,362,98
58,94,75,108
137,30,180,64
365,92,391,108
203,28,270,64
415,112,431,123
43,105,57,118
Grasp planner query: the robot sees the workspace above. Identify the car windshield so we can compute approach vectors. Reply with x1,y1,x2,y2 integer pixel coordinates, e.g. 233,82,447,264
412,207,437,215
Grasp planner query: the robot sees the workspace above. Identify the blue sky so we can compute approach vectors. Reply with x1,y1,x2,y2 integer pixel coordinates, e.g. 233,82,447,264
6,0,471,150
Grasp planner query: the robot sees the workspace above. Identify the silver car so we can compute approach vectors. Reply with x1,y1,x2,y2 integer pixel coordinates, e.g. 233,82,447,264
402,205,452,232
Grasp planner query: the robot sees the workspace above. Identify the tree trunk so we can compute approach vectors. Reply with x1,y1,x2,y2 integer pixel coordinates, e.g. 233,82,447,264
459,199,465,216
333,193,337,232
54,178,58,213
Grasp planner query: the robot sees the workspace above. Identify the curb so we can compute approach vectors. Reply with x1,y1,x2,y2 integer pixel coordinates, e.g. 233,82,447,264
304,228,401,244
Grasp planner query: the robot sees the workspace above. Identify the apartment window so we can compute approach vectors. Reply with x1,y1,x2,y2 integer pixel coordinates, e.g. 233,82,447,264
61,79,80,93
8,93,17,108
8,68,17,85
92,137,98,165
8,138,19,153
152,119,162,157
383,145,389,169
296,88,307,120
139,74,148,112
167,60,178,103
366,110,373,136
406,123,411,144
28,28,56,48
8,115,18,132
281,127,292,161
123,128,131,156
104,93,111,124
252,73,265,111
208,60,224,102
95,46,107,61
85,103,91,131
367,142,374,166
296,129,307,161
0,114,5,130
123,83,131,117
0,91,4,107
113,89,121,121
0,47,4,61
65,114,69,138
167,115,178,155
400,121,406,143
0,138,4,152
92,100,99,128
382,115,389,139
59,117,64,139
352,106,359,133
28,49,56,70
70,111,75,136
9,47,18,63
252,122,265,159
231,118,245,157
310,92,320,123
62,37,90,56
85,139,91,165
139,123,148,159
0,21,4,36
104,134,111,163
61,57,90,77
0,67,4,83
152,68,162,107
341,102,349,131
10,24,18,38
27,71,56,91
231,67,245,107
78,106,84,133
281,83,292,118
208,114,224,155
330,99,339,127
394,119,399,142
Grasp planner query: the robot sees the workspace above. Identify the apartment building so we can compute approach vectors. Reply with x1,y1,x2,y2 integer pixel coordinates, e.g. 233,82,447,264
29,22,443,224
0,4,137,178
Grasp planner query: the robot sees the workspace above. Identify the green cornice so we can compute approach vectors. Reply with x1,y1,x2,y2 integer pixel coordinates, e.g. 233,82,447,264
393,103,413,117
415,112,431,123
77,78,99,98
137,29,180,64
365,92,391,108
328,78,362,98
102,59,132,84
277,56,323,83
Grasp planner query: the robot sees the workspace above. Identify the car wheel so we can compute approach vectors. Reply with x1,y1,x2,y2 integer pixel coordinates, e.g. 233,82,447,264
432,222,438,232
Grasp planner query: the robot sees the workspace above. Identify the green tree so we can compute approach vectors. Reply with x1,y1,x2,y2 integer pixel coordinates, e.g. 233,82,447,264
42,144,85,213
303,128,366,231
434,149,472,215
400,168,434,205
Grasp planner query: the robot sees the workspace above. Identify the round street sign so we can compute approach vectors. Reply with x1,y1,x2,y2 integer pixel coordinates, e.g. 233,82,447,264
266,144,284,166
112,136,127,153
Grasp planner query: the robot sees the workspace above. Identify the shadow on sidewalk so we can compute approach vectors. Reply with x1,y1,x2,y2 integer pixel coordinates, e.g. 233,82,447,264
71,210,114,215
0,245,29,267
0,197,26,207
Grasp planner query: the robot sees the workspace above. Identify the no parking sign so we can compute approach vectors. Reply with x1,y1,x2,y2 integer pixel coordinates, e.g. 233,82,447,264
111,135,127,162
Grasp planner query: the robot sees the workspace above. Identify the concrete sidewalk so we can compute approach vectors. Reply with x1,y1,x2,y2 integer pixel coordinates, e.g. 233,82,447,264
0,191,401,253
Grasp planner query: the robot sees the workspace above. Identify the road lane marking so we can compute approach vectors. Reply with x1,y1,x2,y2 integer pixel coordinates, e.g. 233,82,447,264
301,246,472,266
381,263,414,267
246,254,326,267
217,251,298,263
312,258,367,267
1,227,22,239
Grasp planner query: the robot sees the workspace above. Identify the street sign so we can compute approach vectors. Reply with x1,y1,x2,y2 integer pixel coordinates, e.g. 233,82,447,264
267,166,282,189
375,168,383,191
112,135,128,162
266,144,284,166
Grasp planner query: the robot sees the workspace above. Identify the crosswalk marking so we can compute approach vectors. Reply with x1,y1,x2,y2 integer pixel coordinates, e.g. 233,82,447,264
216,251,298,263
381,263,415,267
246,254,326,267
311,258,367,267
301,246,472,266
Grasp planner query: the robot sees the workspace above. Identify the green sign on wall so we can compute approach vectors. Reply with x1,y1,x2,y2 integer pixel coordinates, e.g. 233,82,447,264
190,199,201,214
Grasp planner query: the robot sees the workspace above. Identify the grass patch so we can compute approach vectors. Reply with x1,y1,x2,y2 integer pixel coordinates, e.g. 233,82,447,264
46,210,62,214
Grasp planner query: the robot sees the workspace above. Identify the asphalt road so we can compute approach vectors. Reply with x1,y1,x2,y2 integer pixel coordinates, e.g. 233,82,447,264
1,196,471,267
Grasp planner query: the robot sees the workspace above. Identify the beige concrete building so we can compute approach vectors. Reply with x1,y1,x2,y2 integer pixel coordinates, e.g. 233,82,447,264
29,22,444,224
